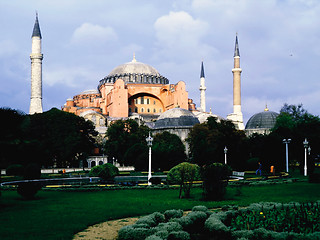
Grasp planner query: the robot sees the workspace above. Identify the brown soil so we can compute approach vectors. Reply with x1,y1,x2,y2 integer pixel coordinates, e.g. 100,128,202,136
73,217,139,240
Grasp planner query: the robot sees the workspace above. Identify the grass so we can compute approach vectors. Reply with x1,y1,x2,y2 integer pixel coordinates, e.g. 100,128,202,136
0,181,320,240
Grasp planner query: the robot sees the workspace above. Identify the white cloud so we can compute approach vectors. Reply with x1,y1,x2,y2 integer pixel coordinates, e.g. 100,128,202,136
154,11,208,48
71,23,118,45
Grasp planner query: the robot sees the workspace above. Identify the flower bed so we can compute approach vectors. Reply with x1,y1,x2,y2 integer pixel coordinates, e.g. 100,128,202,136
118,202,320,240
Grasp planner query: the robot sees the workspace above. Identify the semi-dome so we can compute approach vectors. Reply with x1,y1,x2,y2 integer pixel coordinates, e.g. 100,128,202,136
245,107,279,133
154,108,200,129
98,56,169,88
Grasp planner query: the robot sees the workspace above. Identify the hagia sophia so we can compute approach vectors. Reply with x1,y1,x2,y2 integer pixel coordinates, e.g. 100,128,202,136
29,15,279,160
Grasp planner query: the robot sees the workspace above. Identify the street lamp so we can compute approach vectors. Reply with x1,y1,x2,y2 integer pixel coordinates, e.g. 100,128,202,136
146,132,153,185
303,138,309,176
224,146,228,165
283,139,291,172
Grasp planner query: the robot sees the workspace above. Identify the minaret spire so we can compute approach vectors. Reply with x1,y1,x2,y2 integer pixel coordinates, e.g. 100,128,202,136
227,34,244,130
29,13,43,114
199,61,206,112
234,33,240,57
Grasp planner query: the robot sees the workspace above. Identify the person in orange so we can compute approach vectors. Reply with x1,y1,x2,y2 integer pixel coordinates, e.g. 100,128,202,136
270,165,275,176
62,169,66,175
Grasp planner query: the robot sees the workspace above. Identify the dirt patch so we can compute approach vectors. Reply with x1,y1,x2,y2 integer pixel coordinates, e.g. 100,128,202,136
73,217,139,240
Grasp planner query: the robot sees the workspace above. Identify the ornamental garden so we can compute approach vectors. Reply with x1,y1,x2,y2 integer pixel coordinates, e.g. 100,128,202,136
1,104,320,240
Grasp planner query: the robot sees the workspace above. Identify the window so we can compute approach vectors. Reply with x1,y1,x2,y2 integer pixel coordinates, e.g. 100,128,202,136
141,96,144,104
141,108,144,113
159,109,162,113
153,100,156,105
147,98,150,104
147,108,150,113
153,109,156,113
135,98,138,104
135,107,138,113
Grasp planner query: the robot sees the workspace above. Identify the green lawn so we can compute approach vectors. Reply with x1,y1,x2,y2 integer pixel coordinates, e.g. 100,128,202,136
0,182,320,240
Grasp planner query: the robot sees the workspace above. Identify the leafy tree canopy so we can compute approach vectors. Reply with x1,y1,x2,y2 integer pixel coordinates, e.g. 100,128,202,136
104,119,150,166
26,108,98,167
152,131,186,171
187,117,247,169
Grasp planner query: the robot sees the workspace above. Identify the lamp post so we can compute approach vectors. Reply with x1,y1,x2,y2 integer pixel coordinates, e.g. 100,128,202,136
303,138,309,176
224,146,228,165
146,132,153,185
283,139,291,172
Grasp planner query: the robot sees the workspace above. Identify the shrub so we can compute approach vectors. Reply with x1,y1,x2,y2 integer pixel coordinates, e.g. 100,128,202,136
145,235,163,240
171,216,193,231
186,211,208,232
89,163,118,181
202,163,231,200
135,212,165,227
191,205,208,212
17,163,42,199
309,173,320,183
17,182,42,200
118,225,153,240
167,231,190,240
150,177,162,185
164,209,184,221
6,164,23,176
154,222,183,233
167,162,201,198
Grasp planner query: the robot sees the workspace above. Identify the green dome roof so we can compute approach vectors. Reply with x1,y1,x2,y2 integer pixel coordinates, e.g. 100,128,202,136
245,109,279,130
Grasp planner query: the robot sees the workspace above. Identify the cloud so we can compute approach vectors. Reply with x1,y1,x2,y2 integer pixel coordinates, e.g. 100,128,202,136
153,11,215,61
71,23,118,45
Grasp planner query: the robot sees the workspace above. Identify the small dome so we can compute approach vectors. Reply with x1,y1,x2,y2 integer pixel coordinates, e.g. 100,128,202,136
154,108,200,129
245,109,279,130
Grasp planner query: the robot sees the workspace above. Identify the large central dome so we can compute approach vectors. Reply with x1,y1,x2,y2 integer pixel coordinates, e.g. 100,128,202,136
98,56,169,88
109,58,160,77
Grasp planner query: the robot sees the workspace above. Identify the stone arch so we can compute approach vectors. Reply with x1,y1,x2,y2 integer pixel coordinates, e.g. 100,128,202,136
128,93,164,115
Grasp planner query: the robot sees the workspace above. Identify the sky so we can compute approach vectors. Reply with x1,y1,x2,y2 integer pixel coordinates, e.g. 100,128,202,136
1,0,320,124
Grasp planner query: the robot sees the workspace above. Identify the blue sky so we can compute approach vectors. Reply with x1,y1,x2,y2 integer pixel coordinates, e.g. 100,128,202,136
1,0,320,124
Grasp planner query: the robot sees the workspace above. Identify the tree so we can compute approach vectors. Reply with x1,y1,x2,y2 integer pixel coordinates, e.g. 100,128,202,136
152,131,186,171
202,163,231,200
0,108,26,168
25,108,98,167
104,119,149,166
17,163,42,200
187,117,247,169
89,163,119,181
167,162,200,199
271,104,320,174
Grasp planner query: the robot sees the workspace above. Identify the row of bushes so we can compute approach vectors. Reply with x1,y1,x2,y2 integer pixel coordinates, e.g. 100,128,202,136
118,205,212,240
118,202,320,240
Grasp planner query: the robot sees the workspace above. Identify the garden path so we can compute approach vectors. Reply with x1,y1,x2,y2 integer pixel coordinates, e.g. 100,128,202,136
73,217,139,240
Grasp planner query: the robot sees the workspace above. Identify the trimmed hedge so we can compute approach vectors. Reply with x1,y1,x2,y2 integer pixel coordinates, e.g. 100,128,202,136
118,202,320,240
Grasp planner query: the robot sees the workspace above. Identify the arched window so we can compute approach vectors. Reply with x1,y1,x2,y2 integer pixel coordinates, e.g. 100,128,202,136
147,108,150,113
153,109,156,113
135,107,138,113
141,108,144,113
159,109,162,113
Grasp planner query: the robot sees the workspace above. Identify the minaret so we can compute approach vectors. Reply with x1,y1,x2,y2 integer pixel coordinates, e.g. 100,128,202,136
227,34,244,130
29,13,43,114
199,61,206,112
